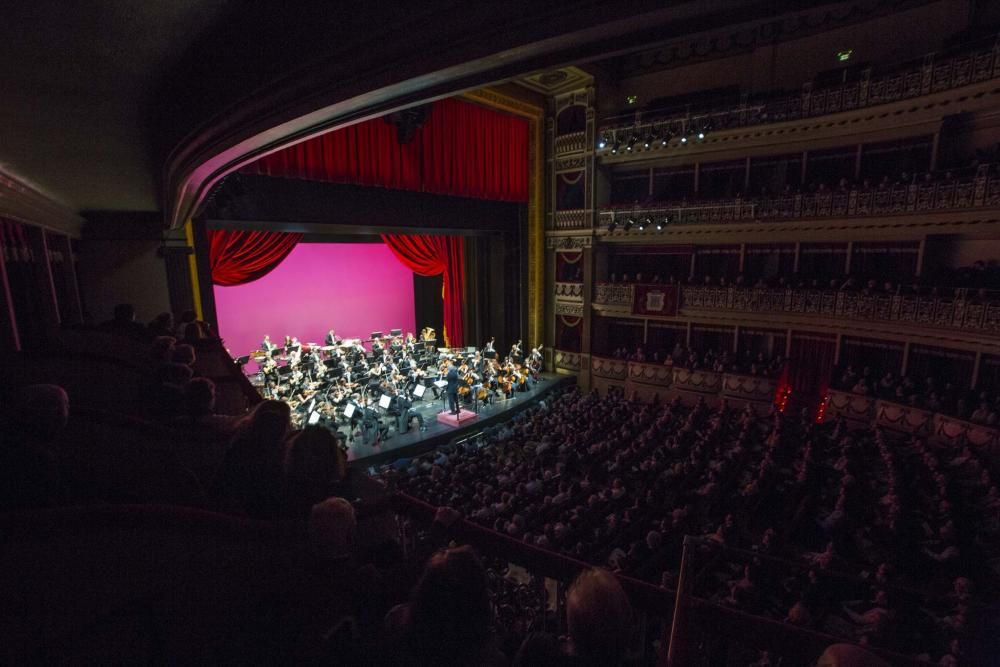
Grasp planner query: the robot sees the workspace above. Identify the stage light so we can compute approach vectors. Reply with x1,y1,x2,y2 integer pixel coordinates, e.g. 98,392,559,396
680,135,688,145
623,217,635,231
611,139,621,154
638,216,651,231
643,136,651,149
598,134,607,150
656,215,669,231
626,135,637,152
697,131,705,140
607,218,618,232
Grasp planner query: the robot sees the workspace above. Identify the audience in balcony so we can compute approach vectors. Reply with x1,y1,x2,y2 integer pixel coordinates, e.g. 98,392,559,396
833,363,1000,425
611,344,784,378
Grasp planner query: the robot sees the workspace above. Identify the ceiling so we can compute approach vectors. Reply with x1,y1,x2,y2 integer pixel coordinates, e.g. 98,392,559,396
0,0,231,212
0,0,853,224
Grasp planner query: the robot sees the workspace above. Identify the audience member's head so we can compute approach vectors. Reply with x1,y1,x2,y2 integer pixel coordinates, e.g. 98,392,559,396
9,384,69,444
307,496,356,560
405,545,494,665
284,426,348,517
184,377,216,417
113,303,135,323
566,568,633,665
172,343,196,366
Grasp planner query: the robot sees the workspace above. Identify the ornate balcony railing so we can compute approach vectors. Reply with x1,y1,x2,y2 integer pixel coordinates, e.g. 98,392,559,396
682,286,1000,334
593,283,635,308
590,356,779,409
553,209,588,230
554,281,584,303
824,389,1000,452
597,165,998,230
553,349,582,371
554,131,586,155
598,35,1000,152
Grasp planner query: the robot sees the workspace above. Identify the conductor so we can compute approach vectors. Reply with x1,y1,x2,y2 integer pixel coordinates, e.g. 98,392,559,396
446,359,460,415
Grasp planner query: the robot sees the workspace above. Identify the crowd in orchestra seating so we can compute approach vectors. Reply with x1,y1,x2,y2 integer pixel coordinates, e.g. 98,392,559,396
7,299,998,663
611,344,784,378
384,388,997,663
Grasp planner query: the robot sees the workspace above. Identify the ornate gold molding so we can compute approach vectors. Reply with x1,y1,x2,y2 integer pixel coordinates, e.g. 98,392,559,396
463,88,545,349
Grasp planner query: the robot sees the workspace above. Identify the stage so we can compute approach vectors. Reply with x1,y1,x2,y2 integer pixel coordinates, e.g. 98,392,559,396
341,372,574,466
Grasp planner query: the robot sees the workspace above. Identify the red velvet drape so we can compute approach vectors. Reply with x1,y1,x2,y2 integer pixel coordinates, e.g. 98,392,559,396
208,229,303,286
245,98,529,203
787,333,837,398
380,234,464,347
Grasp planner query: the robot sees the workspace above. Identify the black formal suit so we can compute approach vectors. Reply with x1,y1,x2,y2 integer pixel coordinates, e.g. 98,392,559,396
446,366,460,414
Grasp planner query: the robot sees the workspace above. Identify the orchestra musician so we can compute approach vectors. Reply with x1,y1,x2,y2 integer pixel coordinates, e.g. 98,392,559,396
484,337,495,354
261,335,276,352
324,329,341,346
529,345,544,376
389,388,426,432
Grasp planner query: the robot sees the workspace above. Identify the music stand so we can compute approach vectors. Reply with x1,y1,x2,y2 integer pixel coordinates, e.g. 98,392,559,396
390,328,402,337
307,410,322,426
413,384,426,400
377,394,392,410
271,347,285,358
235,355,250,367
370,331,383,340
484,350,497,360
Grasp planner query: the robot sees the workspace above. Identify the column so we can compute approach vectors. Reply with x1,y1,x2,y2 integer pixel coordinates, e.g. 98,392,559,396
971,351,982,390
793,242,801,273
916,238,926,277
25,226,61,333
0,240,20,350
901,341,911,376
854,144,863,181
53,234,83,324
929,131,940,172
845,241,853,274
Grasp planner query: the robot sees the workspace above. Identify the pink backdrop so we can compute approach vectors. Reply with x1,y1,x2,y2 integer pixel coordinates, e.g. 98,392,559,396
214,242,416,365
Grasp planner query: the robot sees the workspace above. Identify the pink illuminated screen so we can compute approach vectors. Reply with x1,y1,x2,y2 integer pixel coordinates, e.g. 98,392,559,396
214,242,415,362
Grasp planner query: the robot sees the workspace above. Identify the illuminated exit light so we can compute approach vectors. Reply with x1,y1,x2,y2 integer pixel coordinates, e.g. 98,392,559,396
837,49,853,62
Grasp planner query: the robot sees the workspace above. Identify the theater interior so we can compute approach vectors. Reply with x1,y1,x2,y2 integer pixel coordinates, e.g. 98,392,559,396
2,1,1000,664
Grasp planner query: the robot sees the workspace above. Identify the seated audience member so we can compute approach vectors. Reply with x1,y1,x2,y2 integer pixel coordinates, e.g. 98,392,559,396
385,545,502,666
176,309,211,340
98,302,151,341
149,335,176,367
212,399,290,518
172,377,240,436
0,384,69,510
566,568,633,666
147,311,175,338
814,642,890,667
171,343,197,367
282,426,350,518
148,362,194,419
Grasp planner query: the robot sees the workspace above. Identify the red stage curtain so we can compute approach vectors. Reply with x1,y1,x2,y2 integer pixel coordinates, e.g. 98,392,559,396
208,229,302,286
245,98,529,203
381,234,464,347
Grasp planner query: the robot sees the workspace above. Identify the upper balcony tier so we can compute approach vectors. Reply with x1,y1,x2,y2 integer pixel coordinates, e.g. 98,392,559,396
595,36,1000,165
545,163,1000,234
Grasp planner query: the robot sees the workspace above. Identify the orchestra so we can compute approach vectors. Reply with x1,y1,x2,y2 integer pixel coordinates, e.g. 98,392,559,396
238,327,544,444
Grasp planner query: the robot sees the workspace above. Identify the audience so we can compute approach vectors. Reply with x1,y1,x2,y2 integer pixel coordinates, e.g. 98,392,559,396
0,384,69,510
